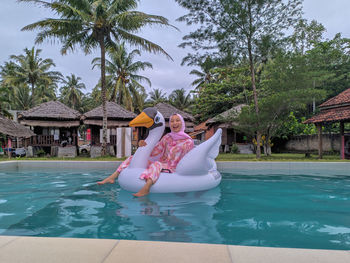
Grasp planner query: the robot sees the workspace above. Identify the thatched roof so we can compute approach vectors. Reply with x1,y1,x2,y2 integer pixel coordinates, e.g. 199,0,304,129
81,102,136,127
19,101,81,120
154,103,194,121
82,102,137,119
0,115,35,138
207,104,245,124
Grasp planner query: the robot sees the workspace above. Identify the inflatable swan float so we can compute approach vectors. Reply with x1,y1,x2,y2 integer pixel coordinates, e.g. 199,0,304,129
118,107,222,193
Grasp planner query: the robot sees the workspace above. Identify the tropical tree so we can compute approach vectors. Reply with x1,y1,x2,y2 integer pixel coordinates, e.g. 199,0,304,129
12,84,34,110
0,86,11,117
92,43,152,111
3,47,62,105
190,57,217,92
146,88,167,106
176,0,303,158
20,0,175,155
60,74,86,110
169,88,193,112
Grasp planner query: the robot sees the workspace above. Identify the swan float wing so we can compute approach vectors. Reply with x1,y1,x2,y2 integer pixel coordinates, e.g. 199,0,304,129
176,128,222,175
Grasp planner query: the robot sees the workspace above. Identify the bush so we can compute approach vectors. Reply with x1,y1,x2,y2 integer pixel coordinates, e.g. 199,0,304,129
231,143,239,154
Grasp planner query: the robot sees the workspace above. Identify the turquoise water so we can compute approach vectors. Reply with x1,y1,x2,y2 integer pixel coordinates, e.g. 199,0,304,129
0,168,349,250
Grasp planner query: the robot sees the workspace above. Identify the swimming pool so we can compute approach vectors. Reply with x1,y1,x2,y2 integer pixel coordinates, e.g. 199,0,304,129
0,162,349,250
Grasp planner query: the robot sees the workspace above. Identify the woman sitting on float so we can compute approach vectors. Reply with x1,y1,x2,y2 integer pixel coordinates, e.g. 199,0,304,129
98,108,194,197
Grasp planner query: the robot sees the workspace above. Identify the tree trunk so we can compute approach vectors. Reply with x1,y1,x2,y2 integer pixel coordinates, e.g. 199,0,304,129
99,36,108,156
248,48,261,159
247,2,261,159
31,82,35,106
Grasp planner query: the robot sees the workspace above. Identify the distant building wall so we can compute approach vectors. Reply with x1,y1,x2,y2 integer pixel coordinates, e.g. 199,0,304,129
285,134,342,152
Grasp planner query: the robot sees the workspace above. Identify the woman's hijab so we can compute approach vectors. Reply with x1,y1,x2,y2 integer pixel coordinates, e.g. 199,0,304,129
168,114,192,141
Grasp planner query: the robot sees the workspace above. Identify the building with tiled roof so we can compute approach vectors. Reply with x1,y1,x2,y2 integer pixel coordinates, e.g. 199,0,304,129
304,88,350,159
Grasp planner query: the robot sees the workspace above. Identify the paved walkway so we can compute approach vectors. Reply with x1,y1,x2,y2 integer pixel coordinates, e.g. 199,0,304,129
0,236,349,263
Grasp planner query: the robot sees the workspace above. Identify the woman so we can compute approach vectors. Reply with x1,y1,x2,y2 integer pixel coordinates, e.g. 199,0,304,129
97,113,194,197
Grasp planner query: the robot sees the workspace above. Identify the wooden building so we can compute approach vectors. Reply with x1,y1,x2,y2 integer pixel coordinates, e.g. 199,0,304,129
18,101,81,155
0,114,35,156
304,88,350,159
81,102,136,157
191,104,251,153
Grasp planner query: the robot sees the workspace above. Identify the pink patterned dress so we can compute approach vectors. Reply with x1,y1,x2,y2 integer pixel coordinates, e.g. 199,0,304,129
116,134,194,183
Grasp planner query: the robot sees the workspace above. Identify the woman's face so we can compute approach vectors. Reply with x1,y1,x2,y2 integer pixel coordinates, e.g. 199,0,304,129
170,115,182,133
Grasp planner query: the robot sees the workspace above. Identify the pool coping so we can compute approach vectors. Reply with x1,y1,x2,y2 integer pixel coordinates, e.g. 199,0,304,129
1,161,350,262
2,160,350,176
0,236,349,263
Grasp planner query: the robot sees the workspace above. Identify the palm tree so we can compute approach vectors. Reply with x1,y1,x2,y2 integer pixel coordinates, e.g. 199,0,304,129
4,47,62,105
60,74,86,110
190,57,216,92
169,88,193,112
12,84,33,110
0,86,11,117
20,0,175,155
92,43,152,111
147,88,167,106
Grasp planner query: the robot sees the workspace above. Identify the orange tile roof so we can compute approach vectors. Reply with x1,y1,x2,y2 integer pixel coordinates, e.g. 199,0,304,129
194,121,208,131
304,105,350,124
320,88,350,108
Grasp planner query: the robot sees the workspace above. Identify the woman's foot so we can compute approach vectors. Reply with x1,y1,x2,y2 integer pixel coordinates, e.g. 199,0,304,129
132,188,150,197
97,177,115,185
97,172,119,185
133,179,153,197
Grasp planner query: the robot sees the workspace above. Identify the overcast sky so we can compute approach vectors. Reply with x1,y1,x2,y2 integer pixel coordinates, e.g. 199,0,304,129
1,0,350,96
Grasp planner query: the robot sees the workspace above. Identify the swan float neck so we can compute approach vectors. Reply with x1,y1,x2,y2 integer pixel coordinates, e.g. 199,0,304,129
128,108,165,169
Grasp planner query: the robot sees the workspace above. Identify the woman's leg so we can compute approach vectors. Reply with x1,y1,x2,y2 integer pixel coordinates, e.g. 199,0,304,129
133,178,153,197
133,161,162,196
97,156,133,185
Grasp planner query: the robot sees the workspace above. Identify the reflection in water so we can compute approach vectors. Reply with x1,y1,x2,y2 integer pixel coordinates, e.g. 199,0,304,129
115,187,222,243
1,170,350,250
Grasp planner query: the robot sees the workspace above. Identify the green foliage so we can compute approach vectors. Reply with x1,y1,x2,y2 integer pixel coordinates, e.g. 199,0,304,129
59,74,85,111
192,66,251,122
176,0,302,66
146,88,168,106
169,88,193,112
230,144,239,154
1,47,61,109
278,112,316,139
92,43,152,112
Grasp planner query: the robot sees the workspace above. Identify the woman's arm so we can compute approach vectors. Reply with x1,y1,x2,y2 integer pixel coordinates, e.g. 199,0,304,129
150,135,167,157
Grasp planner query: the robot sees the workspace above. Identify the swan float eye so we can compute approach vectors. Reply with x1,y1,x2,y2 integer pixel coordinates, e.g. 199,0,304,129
154,116,160,123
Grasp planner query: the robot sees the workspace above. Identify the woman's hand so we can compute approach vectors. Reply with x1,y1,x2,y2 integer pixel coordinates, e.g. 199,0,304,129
138,140,147,147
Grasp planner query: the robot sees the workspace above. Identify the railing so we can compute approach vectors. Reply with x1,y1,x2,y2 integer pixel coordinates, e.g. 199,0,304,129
28,135,77,147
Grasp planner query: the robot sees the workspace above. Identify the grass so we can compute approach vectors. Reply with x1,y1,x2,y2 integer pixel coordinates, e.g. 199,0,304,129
0,153,348,162
215,153,348,162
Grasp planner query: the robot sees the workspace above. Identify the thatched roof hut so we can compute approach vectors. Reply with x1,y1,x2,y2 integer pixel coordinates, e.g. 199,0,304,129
18,101,81,127
81,102,137,127
154,103,195,132
206,104,245,127
0,115,35,138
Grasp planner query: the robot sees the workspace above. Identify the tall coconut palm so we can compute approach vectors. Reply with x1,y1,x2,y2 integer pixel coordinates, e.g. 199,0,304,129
190,57,216,90
92,43,152,112
0,86,11,118
60,74,86,110
4,47,62,105
169,88,193,112
147,88,167,106
20,0,175,155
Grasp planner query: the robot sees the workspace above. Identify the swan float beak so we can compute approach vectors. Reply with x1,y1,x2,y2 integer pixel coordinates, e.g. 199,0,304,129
129,111,154,128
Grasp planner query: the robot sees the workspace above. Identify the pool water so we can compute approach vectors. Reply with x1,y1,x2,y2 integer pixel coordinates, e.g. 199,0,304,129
0,168,349,250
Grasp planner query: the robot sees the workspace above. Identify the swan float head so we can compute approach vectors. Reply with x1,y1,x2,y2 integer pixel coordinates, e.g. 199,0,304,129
129,107,163,130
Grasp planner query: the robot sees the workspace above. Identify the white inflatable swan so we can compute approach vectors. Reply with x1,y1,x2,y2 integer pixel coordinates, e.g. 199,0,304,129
118,107,222,193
